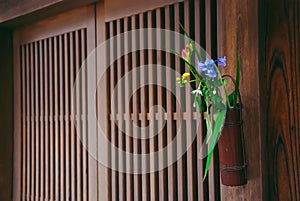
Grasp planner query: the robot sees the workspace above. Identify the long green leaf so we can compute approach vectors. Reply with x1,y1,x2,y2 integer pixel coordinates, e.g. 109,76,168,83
203,109,226,179
210,109,226,152
233,51,240,109
203,151,213,180
205,111,212,142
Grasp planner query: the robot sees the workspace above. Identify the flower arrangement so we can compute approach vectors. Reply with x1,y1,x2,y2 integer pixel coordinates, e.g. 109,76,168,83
175,31,241,179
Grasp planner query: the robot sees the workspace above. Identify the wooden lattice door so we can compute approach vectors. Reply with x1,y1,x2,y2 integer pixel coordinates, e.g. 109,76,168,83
13,1,223,201
98,0,221,200
13,6,97,201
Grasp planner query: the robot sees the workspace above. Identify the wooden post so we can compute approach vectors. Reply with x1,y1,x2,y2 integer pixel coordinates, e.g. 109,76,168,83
217,0,263,200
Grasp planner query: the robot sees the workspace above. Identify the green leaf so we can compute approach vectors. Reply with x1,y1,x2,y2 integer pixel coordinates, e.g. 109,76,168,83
210,109,226,152
203,109,226,180
203,151,213,180
194,96,204,112
228,91,235,105
205,112,212,142
233,51,240,109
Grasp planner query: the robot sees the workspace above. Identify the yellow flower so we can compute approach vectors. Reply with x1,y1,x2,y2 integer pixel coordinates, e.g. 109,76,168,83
188,43,193,51
182,72,190,80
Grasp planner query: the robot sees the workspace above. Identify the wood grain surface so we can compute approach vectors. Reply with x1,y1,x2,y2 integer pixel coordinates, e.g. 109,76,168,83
263,0,300,200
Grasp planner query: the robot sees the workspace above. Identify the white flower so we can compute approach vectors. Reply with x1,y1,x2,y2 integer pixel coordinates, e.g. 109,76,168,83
192,89,202,96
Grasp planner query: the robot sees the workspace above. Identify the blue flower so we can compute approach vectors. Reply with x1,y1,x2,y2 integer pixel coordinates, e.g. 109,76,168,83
215,56,226,67
198,62,208,72
205,69,217,78
198,58,214,71
197,58,217,78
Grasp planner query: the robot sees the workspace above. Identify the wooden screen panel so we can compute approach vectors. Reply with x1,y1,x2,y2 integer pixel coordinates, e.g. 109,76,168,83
14,6,98,201
105,0,220,200
18,29,89,201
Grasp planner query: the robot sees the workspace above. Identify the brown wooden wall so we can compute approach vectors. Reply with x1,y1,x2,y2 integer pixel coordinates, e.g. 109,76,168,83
218,0,263,200
262,0,300,200
0,29,13,201
5,0,300,200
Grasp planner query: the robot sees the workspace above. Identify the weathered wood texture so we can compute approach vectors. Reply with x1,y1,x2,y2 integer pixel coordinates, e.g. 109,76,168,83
0,0,62,22
218,0,263,200
0,29,13,201
0,0,96,27
10,0,294,200
262,0,300,200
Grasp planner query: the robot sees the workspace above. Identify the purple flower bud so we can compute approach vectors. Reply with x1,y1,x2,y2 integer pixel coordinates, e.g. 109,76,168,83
181,49,187,59
215,56,226,67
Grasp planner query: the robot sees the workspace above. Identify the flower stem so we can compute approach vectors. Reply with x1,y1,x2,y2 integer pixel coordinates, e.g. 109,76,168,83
215,66,231,109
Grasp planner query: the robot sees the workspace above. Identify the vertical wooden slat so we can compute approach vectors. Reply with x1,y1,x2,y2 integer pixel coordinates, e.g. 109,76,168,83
183,1,196,201
81,28,88,201
124,16,133,201
49,37,55,201
147,10,158,201
43,39,50,201
165,6,175,200
39,40,45,201
34,41,40,201
194,0,205,200
75,30,82,201
59,34,65,201
64,33,71,201
205,0,216,200
30,42,36,201
96,3,110,201
174,3,185,201
53,36,60,201
86,8,98,201
152,9,166,200
131,15,142,201
106,22,113,201
70,31,76,201
25,44,31,201
21,45,26,201
205,0,212,55
110,21,118,201
155,8,167,201
139,12,150,201
96,4,111,200
116,19,126,201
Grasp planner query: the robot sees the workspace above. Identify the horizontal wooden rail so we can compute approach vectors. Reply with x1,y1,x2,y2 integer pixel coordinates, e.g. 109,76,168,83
109,112,207,121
